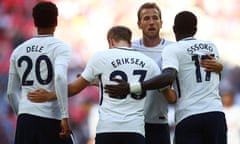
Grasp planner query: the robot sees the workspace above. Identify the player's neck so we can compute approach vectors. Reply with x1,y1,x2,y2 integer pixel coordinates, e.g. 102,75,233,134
175,34,194,41
114,41,130,48
142,36,161,47
37,27,55,35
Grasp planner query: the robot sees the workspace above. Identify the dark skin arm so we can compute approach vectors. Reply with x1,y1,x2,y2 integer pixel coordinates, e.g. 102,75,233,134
104,68,177,97
141,68,177,90
104,55,223,97
200,54,223,78
200,54,223,72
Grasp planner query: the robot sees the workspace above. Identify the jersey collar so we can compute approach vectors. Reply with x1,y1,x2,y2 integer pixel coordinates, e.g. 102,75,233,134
179,37,196,41
35,34,53,38
115,47,132,50
139,38,165,46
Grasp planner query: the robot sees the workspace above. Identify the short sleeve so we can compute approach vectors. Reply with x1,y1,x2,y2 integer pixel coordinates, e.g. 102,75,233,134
161,45,179,72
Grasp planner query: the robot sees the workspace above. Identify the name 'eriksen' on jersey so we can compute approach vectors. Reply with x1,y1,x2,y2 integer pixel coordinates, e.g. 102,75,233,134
111,57,146,68
26,45,44,53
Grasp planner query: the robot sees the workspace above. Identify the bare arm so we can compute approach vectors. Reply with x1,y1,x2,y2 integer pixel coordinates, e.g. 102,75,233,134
200,54,223,73
161,88,177,104
104,68,177,96
68,76,90,96
141,68,177,91
28,76,90,102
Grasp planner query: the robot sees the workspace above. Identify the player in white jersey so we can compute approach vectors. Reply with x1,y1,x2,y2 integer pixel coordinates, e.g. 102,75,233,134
222,91,240,144
132,39,174,123
132,3,174,144
7,1,73,144
27,26,177,144
105,11,227,144
130,2,223,144
132,39,174,144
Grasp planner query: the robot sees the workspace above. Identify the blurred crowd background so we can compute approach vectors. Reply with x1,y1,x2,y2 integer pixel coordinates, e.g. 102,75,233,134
0,0,240,144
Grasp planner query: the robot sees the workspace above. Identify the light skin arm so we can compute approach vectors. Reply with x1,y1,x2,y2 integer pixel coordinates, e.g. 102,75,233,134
27,76,90,102
161,88,177,104
59,118,71,139
77,73,99,86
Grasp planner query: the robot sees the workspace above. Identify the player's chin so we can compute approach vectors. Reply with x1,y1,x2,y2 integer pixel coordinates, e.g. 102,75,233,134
146,31,158,38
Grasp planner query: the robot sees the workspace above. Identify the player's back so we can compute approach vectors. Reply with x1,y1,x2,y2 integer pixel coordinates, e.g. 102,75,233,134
81,47,160,136
11,35,71,120
162,38,223,124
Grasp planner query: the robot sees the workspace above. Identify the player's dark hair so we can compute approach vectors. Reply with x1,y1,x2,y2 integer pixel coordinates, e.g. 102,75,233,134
137,2,162,22
107,26,132,45
173,11,197,36
32,1,58,28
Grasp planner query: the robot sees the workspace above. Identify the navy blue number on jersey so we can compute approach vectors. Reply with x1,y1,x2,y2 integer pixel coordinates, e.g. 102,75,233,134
192,54,214,82
17,55,53,86
109,70,147,100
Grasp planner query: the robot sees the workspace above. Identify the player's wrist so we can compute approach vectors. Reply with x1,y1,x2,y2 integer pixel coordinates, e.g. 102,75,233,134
129,82,142,94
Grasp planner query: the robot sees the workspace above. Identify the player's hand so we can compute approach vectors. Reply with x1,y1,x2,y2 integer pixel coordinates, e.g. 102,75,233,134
59,118,71,139
162,88,177,104
76,73,81,78
200,54,222,72
27,89,54,102
104,78,130,97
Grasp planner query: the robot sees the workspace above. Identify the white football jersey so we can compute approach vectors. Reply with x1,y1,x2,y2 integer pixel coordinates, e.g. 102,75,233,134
8,35,71,120
81,47,161,136
132,38,174,124
162,37,223,124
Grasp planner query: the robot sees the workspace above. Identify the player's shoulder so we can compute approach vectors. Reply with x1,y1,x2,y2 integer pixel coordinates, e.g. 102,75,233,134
164,41,178,49
45,37,72,54
162,38,174,46
201,39,217,47
190,39,218,49
48,37,70,47
132,39,141,45
132,38,174,48
11,38,33,55
131,39,143,49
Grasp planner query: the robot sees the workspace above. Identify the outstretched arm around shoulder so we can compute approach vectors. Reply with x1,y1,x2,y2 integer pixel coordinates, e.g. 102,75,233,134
104,68,177,97
200,54,223,73
27,76,90,102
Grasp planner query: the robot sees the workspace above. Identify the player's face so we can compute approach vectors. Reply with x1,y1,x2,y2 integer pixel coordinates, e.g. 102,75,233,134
138,8,162,39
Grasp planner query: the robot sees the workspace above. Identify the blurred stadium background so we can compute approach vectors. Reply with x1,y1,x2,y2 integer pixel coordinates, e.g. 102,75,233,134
0,0,240,144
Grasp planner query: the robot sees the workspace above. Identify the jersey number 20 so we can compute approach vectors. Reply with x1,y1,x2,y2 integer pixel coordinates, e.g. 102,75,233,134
18,55,53,86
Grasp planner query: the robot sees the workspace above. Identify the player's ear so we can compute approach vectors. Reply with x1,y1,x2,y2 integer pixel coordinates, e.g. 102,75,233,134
54,18,58,27
108,38,114,48
192,27,197,35
173,25,176,34
137,21,142,29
